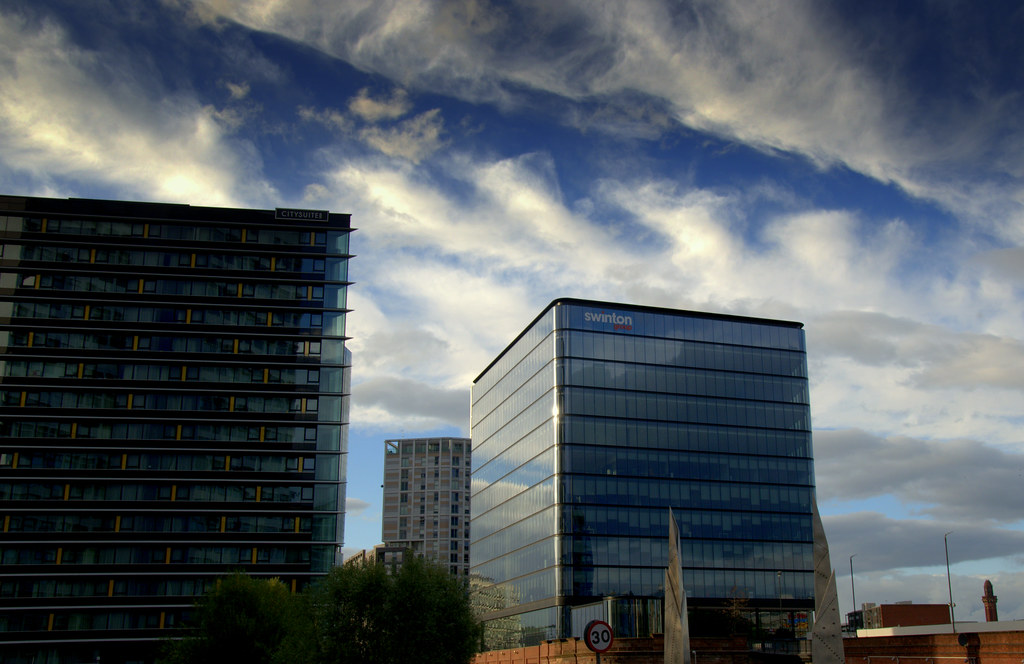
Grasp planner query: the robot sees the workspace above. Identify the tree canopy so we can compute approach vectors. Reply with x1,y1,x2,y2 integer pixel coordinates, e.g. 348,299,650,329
159,573,296,664
160,557,481,664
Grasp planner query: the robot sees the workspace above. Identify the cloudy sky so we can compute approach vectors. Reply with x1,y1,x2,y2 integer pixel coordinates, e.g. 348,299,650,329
3,0,1023,623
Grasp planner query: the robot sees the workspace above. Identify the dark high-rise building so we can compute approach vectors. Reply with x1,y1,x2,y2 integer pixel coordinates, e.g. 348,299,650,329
470,299,814,649
0,195,353,663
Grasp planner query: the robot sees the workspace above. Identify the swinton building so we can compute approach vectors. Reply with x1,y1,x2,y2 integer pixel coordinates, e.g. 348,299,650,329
0,195,353,663
469,299,815,649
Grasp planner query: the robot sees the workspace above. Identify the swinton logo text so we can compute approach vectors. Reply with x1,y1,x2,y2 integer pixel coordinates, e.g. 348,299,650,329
584,310,633,331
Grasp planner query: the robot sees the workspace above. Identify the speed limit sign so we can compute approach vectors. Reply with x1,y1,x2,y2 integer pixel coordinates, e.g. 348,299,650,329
584,619,614,653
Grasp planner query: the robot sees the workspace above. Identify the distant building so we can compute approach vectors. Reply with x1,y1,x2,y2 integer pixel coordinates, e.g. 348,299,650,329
983,579,998,622
344,544,385,566
845,620,1024,664
0,195,353,663
469,299,815,649
381,437,472,575
860,602,951,629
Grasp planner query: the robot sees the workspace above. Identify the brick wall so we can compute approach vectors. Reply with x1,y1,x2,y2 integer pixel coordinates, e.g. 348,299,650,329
843,631,1024,664
473,635,751,664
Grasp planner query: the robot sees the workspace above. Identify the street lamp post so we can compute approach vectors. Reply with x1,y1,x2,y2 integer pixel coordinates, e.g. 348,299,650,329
849,554,857,633
944,531,956,632
777,571,783,632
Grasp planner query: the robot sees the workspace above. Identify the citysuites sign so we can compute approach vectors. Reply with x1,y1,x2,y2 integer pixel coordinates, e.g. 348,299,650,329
275,208,329,222
584,310,634,331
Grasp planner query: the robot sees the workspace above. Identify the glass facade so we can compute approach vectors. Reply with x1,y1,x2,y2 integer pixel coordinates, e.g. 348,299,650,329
0,196,352,663
470,299,814,650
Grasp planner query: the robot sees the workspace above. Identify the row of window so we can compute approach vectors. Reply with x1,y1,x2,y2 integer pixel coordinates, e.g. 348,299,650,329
472,422,554,488
565,475,811,513
562,387,811,431
0,576,216,599
8,330,327,356
4,360,324,385
479,606,557,650
472,448,554,516
470,505,813,569
2,451,316,472
2,390,335,416
472,357,554,443
5,514,338,541
7,243,344,277
569,565,813,603
7,215,345,249
385,439,469,455
470,538,556,588
470,507,554,571
18,273,343,303
474,430,813,519
393,529,471,546
472,380,555,459
473,566,555,610
5,514,313,534
395,501,471,516
397,493,464,508
475,563,813,615
562,357,809,404
564,416,813,459
398,459,471,476
0,608,185,633
472,477,555,541
470,331,551,419
0,482,316,503
0,544,312,566
396,515,465,528
473,309,554,402
562,329,807,377
562,445,814,486
568,535,812,572
563,505,812,542
0,420,321,443
9,301,339,330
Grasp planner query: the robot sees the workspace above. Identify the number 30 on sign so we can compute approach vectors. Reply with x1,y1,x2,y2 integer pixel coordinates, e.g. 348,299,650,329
584,620,614,653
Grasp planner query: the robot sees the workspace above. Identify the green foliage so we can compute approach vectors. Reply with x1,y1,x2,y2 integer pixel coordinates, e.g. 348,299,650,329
308,555,482,664
160,558,481,664
159,573,296,664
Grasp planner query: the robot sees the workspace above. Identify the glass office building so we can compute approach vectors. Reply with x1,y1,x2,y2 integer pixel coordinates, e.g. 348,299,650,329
470,299,814,649
0,195,352,663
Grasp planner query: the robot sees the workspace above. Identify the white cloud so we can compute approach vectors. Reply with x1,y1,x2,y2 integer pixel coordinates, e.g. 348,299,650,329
299,105,353,132
346,496,372,517
354,376,468,430
0,9,276,206
200,0,1024,239
358,108,446,162
301,144,1024,452
225,80,250,99
348,87,411,122
816,430,1024,522
811,311,1024,391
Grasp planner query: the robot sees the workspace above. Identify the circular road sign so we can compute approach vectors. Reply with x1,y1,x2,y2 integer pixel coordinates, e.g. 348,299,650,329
584,619,614,653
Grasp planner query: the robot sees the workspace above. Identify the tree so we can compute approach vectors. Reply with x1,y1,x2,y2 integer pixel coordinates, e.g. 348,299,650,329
307,555,482,664
159,557,481,664
158,573,297,664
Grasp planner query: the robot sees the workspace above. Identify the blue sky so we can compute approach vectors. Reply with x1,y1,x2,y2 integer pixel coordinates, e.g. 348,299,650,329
2,0,1023,623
